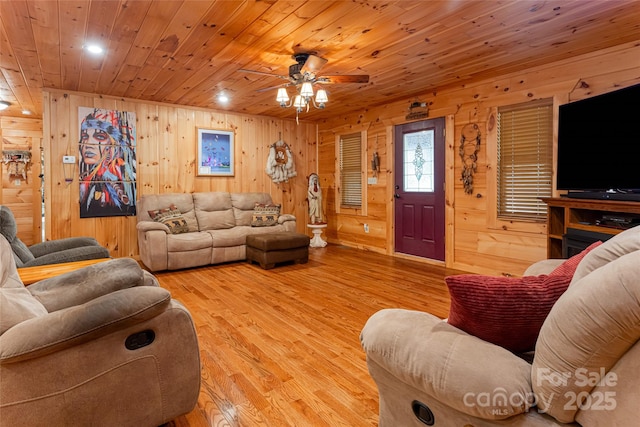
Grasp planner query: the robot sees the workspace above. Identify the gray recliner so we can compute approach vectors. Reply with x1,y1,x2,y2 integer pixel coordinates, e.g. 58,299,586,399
0,205,110,267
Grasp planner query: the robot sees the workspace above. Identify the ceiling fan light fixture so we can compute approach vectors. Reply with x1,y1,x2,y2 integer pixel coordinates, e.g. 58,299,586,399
0,100,10,111
240,52,368,121
300,82,314,99
315,89,328,105
293,94,306,111
276,88,290,106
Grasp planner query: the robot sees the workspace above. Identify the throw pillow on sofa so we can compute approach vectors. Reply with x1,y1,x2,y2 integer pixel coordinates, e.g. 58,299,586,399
548,240,602,277
251,203,281,227
148,204,188,234
445,274,572,353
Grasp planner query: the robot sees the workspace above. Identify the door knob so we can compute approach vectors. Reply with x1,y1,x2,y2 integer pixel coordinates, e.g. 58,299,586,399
394,193,400,198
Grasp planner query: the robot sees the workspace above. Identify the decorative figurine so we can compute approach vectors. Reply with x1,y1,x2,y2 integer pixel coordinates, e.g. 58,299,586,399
307,173,324,224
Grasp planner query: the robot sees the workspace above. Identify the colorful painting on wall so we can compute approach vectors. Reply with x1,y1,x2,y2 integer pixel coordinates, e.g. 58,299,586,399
78,107,137,218
196,128,234,176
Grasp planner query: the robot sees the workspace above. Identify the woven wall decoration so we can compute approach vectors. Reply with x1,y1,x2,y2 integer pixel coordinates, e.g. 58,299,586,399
459,123,481,195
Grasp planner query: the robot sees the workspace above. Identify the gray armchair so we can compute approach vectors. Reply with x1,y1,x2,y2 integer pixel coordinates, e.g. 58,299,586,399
0,205,110,267
0,234,201,426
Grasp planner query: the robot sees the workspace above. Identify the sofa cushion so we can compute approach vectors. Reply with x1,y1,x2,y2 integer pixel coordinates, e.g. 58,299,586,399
9,239,35,266
137,193,198,232
193,192,236,230
1,235,48,334
0,206,18,242
532,250,640,423
231,192,274,226
0,206,35,266
549,240,602,277
166,231,213,252
523,259,564,276
251,203,281,227
28,258,146,312
148,204,188,234
362,309,535,420
206,228,248,248
571,225,640,285
0,288,49,335
446,274,572,353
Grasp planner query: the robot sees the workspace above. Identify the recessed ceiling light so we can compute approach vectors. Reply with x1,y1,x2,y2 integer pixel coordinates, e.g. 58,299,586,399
85,44,104,54
0,100,10,111
217,94,229,103
22,109,32,115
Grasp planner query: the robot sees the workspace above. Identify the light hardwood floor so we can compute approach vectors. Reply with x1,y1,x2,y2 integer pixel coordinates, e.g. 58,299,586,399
158,244,466,427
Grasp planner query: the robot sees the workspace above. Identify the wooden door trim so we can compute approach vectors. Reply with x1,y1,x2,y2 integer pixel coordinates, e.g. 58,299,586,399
444,114,455,267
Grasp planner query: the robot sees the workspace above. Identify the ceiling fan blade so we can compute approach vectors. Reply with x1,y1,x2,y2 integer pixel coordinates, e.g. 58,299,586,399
238,69,289,80
256,82,291,93
317,75,370,84
300,54,328,74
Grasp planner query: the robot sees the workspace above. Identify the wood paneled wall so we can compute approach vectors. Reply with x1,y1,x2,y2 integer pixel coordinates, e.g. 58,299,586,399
42,90,317,258
318,41,640,276
12,40,640,274
0,117,43,246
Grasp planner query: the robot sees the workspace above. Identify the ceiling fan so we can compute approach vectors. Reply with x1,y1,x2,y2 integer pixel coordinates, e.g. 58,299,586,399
239,52,370,93
239,53,369,122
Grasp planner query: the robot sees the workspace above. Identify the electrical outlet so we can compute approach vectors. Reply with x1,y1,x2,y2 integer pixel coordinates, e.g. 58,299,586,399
62,155,76,164
364,223,369,233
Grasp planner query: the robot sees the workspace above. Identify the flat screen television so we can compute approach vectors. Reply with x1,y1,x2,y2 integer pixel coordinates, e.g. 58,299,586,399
556,82,640,201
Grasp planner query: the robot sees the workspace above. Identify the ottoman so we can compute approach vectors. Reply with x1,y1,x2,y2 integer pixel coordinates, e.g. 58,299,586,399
246,232,310,269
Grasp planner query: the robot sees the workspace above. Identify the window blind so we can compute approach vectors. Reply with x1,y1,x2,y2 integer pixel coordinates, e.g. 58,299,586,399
340,132,362,207
497,100,553,220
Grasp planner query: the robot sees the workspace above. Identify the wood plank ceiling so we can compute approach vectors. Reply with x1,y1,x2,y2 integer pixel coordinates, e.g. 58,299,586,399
1,0,639,121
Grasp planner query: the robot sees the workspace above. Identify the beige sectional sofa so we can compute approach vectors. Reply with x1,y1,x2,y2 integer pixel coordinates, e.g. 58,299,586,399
136,192,297,272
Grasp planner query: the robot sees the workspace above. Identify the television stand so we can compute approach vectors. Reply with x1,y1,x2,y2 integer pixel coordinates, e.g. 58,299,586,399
563,191,640,202
543,198,640,258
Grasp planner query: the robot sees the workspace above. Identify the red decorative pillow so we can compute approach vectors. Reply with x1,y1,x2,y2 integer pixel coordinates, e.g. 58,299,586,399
548,240,602,277
446,274,572,353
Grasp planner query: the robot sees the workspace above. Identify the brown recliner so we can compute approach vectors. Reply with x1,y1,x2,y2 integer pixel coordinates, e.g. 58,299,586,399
361,225,640,426
0,234,201,427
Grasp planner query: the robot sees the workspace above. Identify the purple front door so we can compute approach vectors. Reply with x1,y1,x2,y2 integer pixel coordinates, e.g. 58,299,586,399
394,118,445,261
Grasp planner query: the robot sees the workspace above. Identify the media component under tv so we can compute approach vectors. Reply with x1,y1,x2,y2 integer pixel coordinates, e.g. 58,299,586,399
556,82,640,201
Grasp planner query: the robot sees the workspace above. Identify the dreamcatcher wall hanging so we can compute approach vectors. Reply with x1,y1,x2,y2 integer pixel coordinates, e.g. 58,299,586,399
265,139,297,183
459,123,481,195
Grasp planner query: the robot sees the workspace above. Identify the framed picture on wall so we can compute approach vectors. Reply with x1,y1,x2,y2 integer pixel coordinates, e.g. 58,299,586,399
78,107,137,218
196,128,234,177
